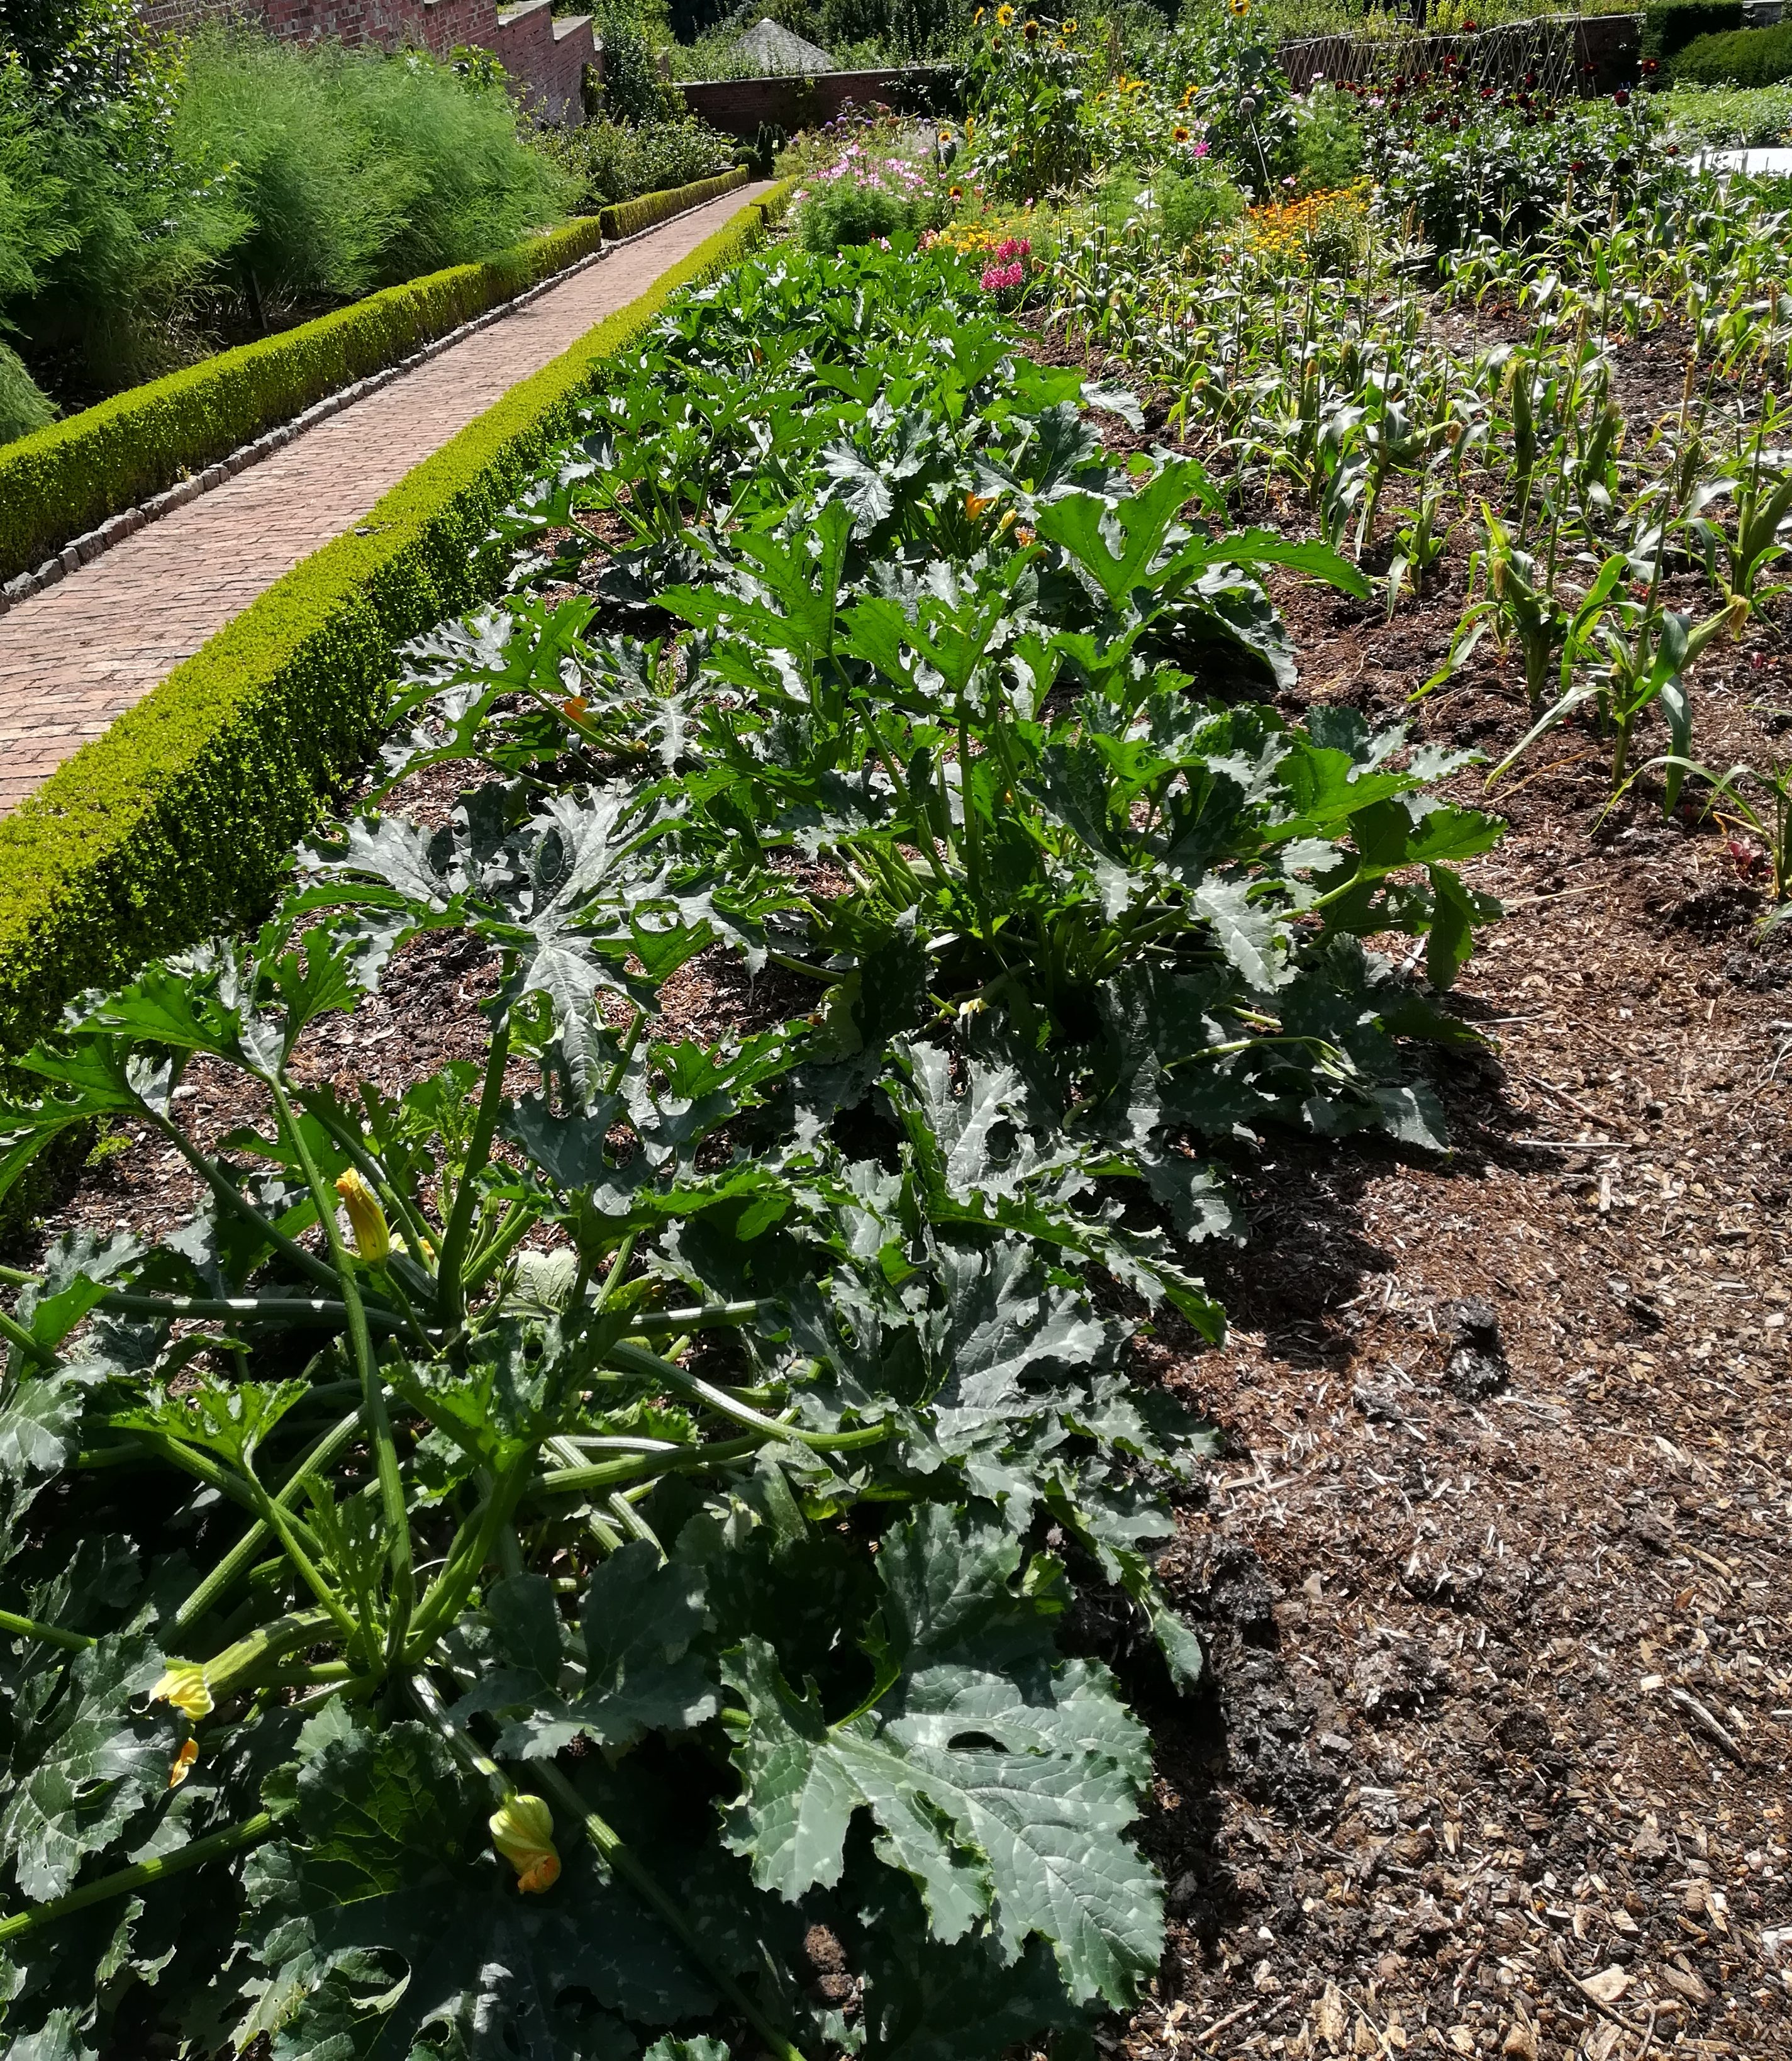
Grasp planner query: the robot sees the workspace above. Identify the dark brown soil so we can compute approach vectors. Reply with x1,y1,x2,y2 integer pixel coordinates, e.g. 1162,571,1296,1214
1032,309,1792,2061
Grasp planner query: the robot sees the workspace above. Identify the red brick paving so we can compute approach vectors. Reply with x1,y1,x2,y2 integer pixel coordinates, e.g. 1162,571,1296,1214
0,184,771,815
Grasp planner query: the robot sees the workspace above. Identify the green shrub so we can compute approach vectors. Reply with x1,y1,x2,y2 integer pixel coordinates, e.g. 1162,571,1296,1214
593,3,681,123
172,32,411,309
292,41,569,281
1156,161,1249,245
1671,21,1792,85
2,23,570,412
0,338,54,442
537,112,736,209
1294,81,1366,193
0,183,791,1058
0,215,608,583
797,177,910,252
1641,0,1745,64
1,3,242,397
1660,79,1792,144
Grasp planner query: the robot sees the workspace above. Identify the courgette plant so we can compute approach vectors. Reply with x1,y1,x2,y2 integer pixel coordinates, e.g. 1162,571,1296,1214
0,835,1219,2058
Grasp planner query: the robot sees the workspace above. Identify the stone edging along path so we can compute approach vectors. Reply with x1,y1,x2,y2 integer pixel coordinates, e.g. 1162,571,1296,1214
0,181,773,817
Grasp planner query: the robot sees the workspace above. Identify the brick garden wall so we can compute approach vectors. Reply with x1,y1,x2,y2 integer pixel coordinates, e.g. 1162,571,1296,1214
680,64,954,137
135,0,599,123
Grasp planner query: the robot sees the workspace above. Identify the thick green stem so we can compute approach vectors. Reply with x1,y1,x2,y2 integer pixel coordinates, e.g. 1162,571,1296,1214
173,1404,365,1633
0,1814,277,1946
269,1076,414,1670
0,1299,57,1370
97,1292,409,1333
604,1338,891,1453
462,1201,538,1299
0,1607,94,1653
436,1014,513,1326
403,1453,531,1664
147,1110,340,1296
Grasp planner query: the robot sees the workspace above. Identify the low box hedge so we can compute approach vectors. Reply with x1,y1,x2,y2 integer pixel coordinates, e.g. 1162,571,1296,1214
0,182,794,1060
597,164,753,242
0,217,609,588
1642,0,1745,64
1671,19,1792,82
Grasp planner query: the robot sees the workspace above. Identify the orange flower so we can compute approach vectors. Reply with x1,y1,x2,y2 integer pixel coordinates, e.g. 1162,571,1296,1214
562,696,589,721
964,490,996,520
169,1739,199,1789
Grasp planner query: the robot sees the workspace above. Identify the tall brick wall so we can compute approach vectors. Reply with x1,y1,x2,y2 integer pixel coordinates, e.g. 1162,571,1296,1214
135,0,599,123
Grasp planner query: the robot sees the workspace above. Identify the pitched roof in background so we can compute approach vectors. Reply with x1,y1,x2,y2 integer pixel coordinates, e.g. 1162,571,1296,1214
735,16,836,71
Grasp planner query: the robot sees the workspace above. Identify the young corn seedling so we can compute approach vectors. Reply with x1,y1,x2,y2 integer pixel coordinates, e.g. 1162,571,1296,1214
1689,415,1792,606
1424,496,1580,715
1384,489,1448,621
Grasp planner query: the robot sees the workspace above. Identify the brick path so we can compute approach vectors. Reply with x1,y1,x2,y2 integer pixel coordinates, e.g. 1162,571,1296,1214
0,182,772,815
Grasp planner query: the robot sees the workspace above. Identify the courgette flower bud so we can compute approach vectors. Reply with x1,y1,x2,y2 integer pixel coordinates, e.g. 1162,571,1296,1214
169,1738,199,1788
150,1664,213,1720
489,1794,560,1893
335,1169,391,1263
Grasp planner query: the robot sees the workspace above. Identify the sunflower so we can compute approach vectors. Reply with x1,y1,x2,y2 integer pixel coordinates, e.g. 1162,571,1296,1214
1179,82,1195,106
1173,124,1190,142
995,3,1015,22
1062,14,1077,30
950,183,963,199
1023,16,1038,38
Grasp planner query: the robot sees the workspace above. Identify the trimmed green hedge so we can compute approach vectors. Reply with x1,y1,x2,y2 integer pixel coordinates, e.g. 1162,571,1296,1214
1671,20,1792,82
0,218,609,588
597,164,752,242
0,182,794,1058
1642,0,1745,64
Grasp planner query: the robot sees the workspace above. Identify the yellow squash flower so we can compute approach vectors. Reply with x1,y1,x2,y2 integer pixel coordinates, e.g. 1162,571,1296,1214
169,1739,199,1789
490,1795,561,1894
334,1168,391,1265
150,1664,213,1721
